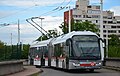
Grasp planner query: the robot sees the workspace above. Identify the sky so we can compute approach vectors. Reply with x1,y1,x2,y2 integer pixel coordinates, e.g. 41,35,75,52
0,0,120,45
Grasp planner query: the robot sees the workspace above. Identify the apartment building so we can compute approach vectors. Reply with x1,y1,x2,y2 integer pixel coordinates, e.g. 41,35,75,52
64,0,120,39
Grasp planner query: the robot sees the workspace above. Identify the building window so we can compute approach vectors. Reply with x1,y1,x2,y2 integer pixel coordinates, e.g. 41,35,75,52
103,30,106,33
103,25,105,28
96,20,98,23
117,21,120,23
78,15,81,18
83,15,86,18
92,15,100,18
117,26,120,28
108,21,113,24
104,35,106,37
87,6,91,8
111,26,116,28
88,10,100,14
96,6,100,9
108,16,112,19
87,15,91,18
108,30,116,33
103,21,107,24
103,16,107,19
76,5,79,8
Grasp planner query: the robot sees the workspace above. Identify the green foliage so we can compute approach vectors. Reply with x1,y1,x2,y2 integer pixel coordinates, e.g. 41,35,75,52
0,40,4,48
36,35,48,41
108,34,120,57
59,21,99,34
36,29,59,41
47,30,58,38
0,40,30,61
108,45,120,57
59,22,68,34
73,21,99,32
21,44,30,59
109,34,120,46
0,41,5,61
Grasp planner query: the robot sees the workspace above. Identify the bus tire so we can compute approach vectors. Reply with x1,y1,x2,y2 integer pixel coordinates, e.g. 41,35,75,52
62,60,65,69
35,65,41,68
89,69,94,72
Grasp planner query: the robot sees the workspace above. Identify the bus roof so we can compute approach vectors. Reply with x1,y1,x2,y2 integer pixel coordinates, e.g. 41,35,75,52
30,31,98,47
30,38,53,48
52,31,98,45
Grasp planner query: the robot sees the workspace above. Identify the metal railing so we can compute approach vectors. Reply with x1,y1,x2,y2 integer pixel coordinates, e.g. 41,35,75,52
0,44,22,61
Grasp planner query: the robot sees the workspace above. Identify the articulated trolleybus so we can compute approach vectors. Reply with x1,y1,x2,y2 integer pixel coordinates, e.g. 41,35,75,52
29,31,105,71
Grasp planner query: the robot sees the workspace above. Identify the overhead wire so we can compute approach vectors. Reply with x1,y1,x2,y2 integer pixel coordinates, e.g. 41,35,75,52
1,0,72,30
26,0,71,36
0,5,39,20
39,0,67,16
43,0,72,16
0,0,67,26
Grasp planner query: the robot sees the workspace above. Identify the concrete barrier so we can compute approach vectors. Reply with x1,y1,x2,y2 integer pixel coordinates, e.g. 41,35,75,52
105,58,120,68
0,60,24,76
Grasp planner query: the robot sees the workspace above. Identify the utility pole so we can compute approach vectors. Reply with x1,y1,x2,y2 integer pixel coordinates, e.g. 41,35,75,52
100,0,108,60
39,18,44,41
18,19,20,45
100,0,103,39
106,29,108,58
11,33,12,46
68,6,71,33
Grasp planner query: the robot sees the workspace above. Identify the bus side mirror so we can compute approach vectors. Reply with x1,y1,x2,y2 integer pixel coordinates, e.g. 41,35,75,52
99,38,105,48
66,38,72,46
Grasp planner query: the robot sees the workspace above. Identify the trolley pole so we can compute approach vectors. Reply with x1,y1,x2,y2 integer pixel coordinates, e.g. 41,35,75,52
39,18,44,41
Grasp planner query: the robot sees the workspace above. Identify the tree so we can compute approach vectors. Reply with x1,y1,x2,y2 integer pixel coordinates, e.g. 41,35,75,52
108,34,120,57
0,40,4,61
36,29,59,41
109,34,120,46
59,22,68,34
0,40,4,48
59,21,99,34
21,44,30,59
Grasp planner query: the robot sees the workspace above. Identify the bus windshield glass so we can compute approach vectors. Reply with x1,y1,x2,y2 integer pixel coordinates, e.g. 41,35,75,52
72,35,101,60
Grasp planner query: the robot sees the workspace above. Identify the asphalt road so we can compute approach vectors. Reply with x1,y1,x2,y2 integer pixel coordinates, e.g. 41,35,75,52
40,67,120,76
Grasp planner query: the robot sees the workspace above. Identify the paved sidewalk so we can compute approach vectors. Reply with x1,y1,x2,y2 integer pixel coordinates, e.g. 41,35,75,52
8,66,43,76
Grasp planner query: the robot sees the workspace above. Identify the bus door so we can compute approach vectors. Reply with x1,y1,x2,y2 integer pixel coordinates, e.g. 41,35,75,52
41,47,45,66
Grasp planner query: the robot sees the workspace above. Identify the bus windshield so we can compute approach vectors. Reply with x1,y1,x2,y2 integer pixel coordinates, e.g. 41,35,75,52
72,35,101,60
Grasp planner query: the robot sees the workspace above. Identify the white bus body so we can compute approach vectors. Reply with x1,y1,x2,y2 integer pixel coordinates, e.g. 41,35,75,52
29,31,105,71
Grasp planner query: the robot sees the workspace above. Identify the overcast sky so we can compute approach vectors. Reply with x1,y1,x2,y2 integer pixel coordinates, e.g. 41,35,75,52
0,0,120,45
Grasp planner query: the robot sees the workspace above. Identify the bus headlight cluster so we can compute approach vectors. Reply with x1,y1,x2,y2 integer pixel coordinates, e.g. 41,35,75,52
96,62,102,66
72,63,79,66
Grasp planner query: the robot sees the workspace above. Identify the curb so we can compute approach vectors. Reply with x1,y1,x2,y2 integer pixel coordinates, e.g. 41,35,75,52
103,66,120,71
29,69,43,76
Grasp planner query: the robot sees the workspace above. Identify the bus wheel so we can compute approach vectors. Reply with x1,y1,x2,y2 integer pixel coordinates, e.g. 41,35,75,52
35,65,41,68
62,60,65,69
89,69,94,72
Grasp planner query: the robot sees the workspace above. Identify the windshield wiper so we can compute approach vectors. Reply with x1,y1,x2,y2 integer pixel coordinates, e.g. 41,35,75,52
81,53,99,58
